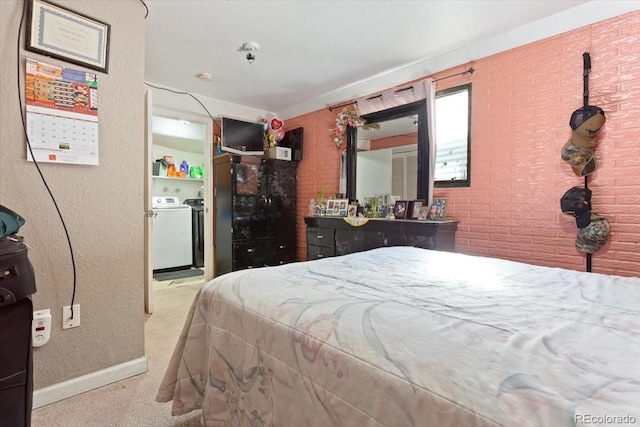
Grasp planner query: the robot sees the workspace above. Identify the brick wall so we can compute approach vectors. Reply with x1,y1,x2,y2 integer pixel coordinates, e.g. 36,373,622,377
288,11,640,278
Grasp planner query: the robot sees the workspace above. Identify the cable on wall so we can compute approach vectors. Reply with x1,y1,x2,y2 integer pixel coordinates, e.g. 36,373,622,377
16,0,78,317
144,82,221,134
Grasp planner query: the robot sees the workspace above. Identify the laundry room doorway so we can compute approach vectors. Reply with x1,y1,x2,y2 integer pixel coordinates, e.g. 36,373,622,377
144,98,214,313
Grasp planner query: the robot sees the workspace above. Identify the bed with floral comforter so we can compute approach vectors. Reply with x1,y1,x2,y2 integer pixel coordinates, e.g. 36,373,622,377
157,247,640,427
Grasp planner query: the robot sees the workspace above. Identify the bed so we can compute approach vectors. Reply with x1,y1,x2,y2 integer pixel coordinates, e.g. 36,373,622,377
156,247,640,426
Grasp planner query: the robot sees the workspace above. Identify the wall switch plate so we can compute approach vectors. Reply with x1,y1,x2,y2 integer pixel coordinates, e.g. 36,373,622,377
32,309,51,347
62,304,80,329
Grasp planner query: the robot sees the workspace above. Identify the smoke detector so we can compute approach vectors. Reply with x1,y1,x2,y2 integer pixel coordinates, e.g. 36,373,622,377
241,42,259,64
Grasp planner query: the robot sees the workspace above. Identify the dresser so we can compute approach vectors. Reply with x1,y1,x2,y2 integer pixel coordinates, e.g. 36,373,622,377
304,216,457,260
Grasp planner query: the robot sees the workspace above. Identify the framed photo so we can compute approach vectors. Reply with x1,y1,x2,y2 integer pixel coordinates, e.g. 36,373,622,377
26,0,111,73
347,204,357,217
336,198,349,217
417,206,430,221
393,200,409,219
409,199,426,220
428,198,448,221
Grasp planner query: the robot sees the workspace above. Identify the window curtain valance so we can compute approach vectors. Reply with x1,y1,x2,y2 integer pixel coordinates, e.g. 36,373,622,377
355,79,436,207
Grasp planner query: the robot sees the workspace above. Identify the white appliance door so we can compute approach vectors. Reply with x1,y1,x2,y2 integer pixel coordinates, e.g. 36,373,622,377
152,209,193,270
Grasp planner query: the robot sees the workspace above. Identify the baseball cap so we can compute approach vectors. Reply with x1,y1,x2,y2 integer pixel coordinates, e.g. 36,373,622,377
575,212,610,254
560,186,592,228
569,106,606,148
561,140,597,177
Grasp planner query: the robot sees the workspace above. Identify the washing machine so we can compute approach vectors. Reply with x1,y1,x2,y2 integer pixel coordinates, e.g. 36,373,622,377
152,196,193,271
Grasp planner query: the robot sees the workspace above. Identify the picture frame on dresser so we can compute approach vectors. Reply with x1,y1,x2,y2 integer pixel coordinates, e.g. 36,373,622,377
394,200,409,219
428,198,448,221
417,206,430,221
409,199,426,219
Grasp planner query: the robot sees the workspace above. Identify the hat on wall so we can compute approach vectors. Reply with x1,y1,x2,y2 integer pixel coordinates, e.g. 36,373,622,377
561,140,597,177
575,212,610,254
560,186,592,228
569,106,606,148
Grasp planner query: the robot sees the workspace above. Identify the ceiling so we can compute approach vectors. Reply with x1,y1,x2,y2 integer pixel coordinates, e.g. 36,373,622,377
143,1,630,120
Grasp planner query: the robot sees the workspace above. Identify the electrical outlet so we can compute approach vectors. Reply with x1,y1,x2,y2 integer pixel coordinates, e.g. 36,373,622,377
62,304,80,329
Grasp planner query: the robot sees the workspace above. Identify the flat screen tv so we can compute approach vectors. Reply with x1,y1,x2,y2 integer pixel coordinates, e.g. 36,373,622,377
279,127,304,161
221,117,265,156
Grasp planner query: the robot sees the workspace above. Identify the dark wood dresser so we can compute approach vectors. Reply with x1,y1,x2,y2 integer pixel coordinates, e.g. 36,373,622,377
304,216,457,260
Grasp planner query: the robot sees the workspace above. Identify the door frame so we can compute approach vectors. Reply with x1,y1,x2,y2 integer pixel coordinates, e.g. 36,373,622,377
144,97,214,313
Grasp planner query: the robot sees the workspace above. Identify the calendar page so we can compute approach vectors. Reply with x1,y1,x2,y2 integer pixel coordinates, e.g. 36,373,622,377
25,58,99,165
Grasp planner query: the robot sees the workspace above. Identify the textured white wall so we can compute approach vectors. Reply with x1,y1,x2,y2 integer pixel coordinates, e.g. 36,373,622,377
0,0,146,388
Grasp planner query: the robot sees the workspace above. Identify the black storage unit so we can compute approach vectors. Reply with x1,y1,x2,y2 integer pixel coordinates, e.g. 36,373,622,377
304,216,458,260
214,154,297,276
0,236,36,427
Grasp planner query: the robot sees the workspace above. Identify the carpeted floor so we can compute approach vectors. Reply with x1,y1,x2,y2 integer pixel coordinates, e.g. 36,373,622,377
31,280,204,427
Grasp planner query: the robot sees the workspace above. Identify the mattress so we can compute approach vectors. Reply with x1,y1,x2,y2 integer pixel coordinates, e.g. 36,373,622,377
157,247,640,426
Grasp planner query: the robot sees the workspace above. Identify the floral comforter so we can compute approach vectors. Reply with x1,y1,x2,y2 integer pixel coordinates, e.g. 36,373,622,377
157,247,640,427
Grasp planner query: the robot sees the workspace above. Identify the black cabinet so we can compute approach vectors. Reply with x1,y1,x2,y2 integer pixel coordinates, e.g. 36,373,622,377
305,216,457,260
214,154,297,276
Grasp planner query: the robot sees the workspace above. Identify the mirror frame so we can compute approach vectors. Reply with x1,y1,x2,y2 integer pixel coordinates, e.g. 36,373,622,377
346,100,429,203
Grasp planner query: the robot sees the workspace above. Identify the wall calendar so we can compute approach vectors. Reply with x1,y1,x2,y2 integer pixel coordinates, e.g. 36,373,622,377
25,58,99,165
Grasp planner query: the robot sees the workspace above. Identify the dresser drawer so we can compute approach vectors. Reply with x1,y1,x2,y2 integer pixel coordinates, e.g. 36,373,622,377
306,227,334,248
307,245,335,260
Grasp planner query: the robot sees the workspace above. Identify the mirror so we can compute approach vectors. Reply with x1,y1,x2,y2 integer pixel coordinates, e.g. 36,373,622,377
346,100,429,204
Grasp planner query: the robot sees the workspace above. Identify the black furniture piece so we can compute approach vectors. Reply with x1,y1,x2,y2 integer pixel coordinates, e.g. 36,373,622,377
0,235,36,427
304,216,457,260
183,198,205,268
214,154,297,276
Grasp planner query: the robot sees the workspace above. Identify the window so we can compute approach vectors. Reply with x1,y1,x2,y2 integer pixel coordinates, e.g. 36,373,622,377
434,84,471,187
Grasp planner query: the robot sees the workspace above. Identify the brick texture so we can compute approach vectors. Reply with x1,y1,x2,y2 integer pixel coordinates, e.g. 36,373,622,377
288,11,640,278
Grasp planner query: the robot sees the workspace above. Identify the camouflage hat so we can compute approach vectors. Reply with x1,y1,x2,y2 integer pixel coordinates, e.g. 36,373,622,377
575,212,610,254
561,140,597,177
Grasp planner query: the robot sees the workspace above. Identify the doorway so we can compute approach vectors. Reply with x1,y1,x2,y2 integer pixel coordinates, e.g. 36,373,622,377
145,104,214,312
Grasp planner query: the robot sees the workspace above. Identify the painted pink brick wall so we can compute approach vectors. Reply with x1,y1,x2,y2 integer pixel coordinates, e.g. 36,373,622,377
289,11,639,278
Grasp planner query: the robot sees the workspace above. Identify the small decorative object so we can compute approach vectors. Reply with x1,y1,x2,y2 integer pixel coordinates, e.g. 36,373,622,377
428,199,448,221
26,0,111,73
409,199,426,220
332,108,365,149
394,200,409,219
417,207,430,221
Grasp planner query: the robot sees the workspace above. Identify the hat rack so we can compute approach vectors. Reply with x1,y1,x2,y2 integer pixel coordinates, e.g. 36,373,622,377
583,52,592,273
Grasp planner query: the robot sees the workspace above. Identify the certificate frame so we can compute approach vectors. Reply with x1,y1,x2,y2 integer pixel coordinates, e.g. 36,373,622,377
26,0,111,73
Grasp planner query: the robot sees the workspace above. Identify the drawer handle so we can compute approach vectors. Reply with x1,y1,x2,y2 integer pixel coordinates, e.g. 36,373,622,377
317,235,323,239
317,254,324,258
279,245,285,249
246,248,254,253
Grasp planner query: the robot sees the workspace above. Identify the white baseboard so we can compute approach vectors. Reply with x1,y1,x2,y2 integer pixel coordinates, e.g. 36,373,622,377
32,356,148,409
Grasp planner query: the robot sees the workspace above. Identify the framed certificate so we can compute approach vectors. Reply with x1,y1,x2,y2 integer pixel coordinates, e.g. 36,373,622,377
26,0,111,73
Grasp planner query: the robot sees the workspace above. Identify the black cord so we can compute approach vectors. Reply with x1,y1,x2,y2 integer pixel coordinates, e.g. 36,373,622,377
18,1,78,318
144,82,221,134
139,0,148,19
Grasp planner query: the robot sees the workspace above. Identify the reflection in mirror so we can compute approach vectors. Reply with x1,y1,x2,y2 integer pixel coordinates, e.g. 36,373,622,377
356,115,418,203
346,100,429,206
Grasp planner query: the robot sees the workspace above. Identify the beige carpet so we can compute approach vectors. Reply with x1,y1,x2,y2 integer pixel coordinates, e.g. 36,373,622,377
31,279,205,427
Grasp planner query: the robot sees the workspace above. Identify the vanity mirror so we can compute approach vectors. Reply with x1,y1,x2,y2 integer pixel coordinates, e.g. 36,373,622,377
345,100,429,203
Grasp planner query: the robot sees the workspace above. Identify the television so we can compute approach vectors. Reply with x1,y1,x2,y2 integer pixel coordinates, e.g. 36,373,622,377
279,127,304,161
221,117,265,156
